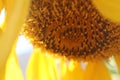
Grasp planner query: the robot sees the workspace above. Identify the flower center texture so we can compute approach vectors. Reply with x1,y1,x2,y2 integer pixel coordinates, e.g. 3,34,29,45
23,0,120,61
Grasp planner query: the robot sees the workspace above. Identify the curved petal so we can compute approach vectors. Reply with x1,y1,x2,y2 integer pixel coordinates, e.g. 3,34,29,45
0,1,3,11
0,0,31,79
92,0,120,23
26,48,59,80
62,61,84,80
5,43,24,80
47,56,59,80
83,61,112,80
60,59,69,80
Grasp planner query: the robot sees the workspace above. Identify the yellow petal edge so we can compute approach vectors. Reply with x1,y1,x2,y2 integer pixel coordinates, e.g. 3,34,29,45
5,43,24,80
0,0,31,80
84,61,112,80
92,0,120,23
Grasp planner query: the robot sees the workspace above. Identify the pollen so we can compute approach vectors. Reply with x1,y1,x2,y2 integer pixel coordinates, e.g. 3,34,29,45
23,0,120,61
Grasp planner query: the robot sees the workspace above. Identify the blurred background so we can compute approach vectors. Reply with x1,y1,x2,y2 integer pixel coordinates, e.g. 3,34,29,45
16,35,33,79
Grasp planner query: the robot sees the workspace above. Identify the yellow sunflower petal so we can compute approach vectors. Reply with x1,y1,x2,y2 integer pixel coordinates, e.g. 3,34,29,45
26,49,39,80
84,61,112,80
92,0,120,23
47,55,59,80
62,61,84,80
0,0,30,79
60,59,69,80
5,0,16,21
60,60,84,80
0,0,3,11
5,43,23,80
27,48,59,80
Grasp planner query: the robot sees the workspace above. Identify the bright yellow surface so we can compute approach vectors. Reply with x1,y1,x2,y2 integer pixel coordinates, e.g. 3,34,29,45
5,44,24,80
92,0,120,23
27,48,86,80
84,61,111,80
0,0,31,80
27,48,59,80
62,61,84,80
0,0,3,11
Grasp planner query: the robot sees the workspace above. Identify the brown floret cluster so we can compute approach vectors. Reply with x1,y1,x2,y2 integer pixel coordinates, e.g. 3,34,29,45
22,0,120,61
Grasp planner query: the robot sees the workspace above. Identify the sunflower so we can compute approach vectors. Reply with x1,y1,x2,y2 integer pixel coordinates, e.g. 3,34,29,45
0,0,120,80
